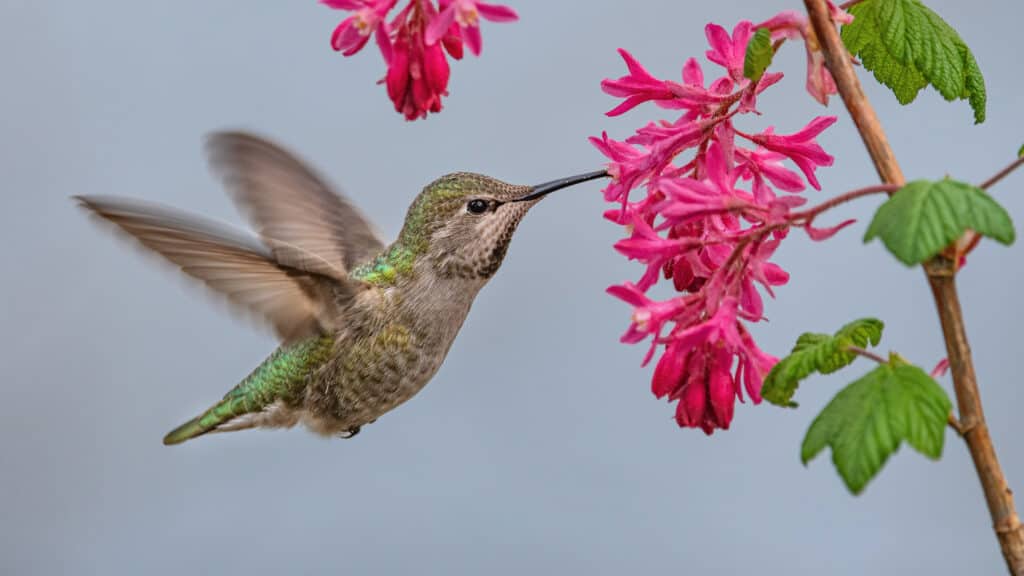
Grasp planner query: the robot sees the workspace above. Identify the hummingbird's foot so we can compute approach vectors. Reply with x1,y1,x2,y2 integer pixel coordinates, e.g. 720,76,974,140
338,426,361,439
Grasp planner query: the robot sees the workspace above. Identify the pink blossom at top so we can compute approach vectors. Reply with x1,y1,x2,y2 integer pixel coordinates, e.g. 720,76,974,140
704,21,754,84
594,15,843,434
601,49,730,118
324,0,396,56
320,0,517,120
425,0,518,56
754,2,854,105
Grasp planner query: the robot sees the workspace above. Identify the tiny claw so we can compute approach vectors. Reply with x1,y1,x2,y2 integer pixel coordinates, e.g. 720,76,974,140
339,426,361,439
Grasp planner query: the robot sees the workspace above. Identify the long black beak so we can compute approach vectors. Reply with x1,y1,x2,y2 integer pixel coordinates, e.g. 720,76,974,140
512,170,609,203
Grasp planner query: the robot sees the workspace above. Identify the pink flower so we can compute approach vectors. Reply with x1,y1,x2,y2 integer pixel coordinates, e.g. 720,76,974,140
601,50,730,117
386,28,451,120
647,299,778,434
606,282,691,347
704,21,754,83
321,0,517,120
593,17,839,434
426,0,518,56
745,116,837,190
324,0,396,56
589,131,651,204
736,147,807,197
755,2,853,105
930,358,950,378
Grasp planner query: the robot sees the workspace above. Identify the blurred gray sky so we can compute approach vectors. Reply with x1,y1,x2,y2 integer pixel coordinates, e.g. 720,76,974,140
2,1,1022,574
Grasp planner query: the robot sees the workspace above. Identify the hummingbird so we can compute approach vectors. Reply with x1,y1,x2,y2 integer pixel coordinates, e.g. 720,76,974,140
77,132,606,445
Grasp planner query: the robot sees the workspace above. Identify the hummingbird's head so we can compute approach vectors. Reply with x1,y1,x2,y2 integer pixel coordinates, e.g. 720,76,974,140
399,170,606,280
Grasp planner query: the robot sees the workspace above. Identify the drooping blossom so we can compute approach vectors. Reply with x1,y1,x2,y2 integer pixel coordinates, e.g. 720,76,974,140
320,0,518,120
325,0,396,56
754,2,854,105
593,16,844,434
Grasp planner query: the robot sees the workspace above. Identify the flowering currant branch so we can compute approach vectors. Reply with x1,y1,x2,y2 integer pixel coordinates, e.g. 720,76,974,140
802,0,1024,572
590,6,877,434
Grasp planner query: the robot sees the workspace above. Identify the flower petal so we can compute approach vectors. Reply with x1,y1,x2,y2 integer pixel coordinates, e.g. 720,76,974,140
476,2,519,22
425,6,456,46
463,23,483,56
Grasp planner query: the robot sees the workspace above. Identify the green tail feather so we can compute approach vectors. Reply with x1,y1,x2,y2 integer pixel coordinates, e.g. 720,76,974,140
163,415,213,446
162,336,334,446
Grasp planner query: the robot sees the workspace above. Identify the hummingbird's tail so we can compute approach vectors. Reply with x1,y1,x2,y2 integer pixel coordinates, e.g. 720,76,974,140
162,336,334,445
162,393,263,445
163,415,215,445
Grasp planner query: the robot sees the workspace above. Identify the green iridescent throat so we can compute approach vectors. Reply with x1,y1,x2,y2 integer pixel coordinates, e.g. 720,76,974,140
351,243,418,285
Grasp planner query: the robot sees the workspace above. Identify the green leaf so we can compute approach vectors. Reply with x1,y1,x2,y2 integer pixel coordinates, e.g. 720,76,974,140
801,360,952,494
744,28,773,83
864,179,1016,266
841,0,987,123
1018,143,1024,158
762,319,884,408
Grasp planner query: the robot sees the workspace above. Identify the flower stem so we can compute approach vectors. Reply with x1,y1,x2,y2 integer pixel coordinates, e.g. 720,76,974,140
804,0,1024,572
980,154,1024,191
845,345,886,364
790,183,899,223
957,155,1024,259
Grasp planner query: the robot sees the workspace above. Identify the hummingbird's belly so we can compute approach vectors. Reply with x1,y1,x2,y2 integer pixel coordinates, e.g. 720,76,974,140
299,324,450,436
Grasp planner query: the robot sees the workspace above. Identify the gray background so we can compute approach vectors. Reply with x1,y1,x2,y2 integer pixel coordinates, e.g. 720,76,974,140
3,1,1022,574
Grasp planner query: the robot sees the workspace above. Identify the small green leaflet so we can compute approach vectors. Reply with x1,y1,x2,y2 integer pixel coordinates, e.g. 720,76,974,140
763,319,884,408
743,28,773,83
1018,143,1024,158
841,0,987,123
864,179,1015,266
802,358,952,495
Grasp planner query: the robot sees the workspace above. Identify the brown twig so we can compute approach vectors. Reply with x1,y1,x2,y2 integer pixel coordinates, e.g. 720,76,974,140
804,1,1024,573
948,412,967,436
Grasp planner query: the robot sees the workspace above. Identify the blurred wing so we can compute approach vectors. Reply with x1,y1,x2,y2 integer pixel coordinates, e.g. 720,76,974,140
76,195,345,342
207,131,385,272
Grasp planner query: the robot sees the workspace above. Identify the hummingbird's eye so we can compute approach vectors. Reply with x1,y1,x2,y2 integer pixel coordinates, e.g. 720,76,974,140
466,199,489,215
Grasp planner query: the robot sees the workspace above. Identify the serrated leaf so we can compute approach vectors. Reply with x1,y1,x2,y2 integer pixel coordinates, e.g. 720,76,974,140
864,179,1016,266
841,0,987,123
801,361,952,494
762,318,884,408
744,28,773,83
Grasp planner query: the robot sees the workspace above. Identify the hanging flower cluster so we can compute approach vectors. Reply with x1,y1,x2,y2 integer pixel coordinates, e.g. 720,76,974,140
321,0,518,120
594,7,852,434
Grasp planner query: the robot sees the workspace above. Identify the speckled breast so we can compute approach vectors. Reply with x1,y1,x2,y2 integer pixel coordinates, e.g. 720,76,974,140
300,320,452,435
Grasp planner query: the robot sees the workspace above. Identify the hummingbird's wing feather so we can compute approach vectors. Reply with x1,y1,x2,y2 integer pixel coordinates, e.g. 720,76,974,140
207,131,386,273
76,195,349,342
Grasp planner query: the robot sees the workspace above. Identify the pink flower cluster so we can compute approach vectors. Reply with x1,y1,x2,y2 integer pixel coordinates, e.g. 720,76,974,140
322,0,518,120
594,13,848,434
